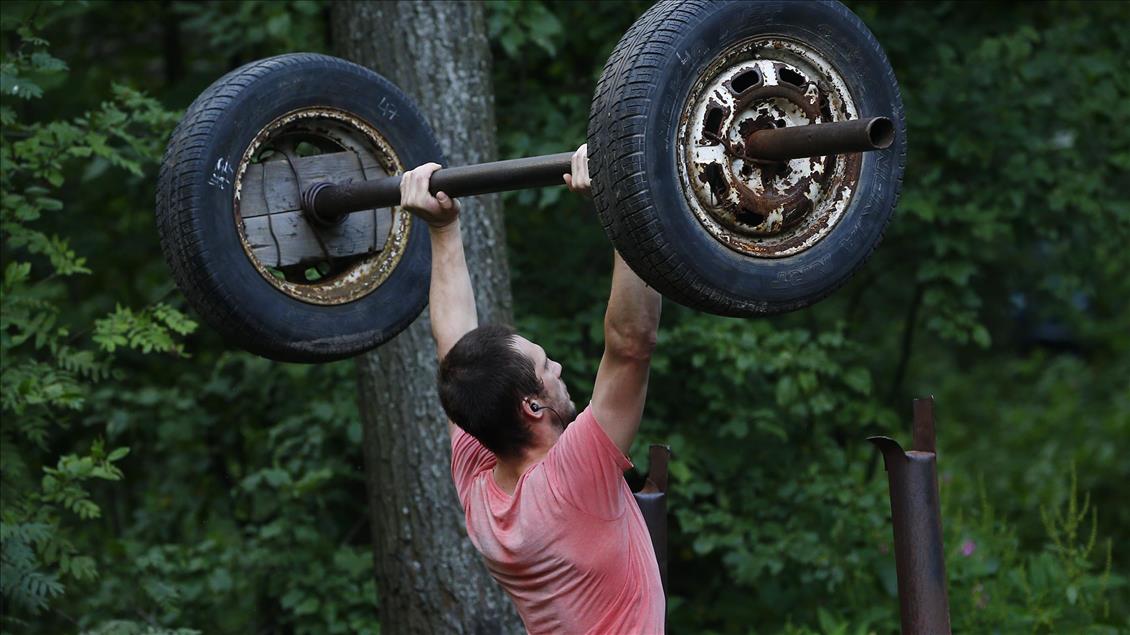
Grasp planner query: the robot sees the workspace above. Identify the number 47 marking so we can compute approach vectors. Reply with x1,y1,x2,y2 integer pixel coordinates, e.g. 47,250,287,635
377,97,398,121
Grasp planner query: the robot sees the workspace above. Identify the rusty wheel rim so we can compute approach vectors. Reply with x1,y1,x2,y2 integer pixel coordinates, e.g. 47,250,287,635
676,38,863,258
232,108,411,305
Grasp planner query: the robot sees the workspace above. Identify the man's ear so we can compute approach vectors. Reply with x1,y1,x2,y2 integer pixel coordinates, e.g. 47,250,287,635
520,398,543,420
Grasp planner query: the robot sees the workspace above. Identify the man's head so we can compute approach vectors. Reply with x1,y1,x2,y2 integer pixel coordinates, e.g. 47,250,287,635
438,324,576,459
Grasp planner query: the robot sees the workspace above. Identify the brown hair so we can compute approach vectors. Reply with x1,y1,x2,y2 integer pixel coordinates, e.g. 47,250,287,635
437,324,543,458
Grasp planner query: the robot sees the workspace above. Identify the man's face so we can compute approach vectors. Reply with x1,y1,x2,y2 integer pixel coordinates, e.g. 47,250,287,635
512,335,576,426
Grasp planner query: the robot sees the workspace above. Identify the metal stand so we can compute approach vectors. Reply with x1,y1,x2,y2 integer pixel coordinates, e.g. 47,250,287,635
634,444,671,594
634,444,671,632
869,397,953,635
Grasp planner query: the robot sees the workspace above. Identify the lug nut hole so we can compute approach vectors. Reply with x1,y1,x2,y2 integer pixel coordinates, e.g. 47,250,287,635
730,69,762,94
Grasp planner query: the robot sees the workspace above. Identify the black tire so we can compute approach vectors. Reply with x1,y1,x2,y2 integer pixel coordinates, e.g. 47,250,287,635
588,0,906,316
156,53,441,363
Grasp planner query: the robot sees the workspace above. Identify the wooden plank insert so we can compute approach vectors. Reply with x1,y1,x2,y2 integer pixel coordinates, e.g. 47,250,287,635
240,151,386,218
239,151,394,267
244,208,392,268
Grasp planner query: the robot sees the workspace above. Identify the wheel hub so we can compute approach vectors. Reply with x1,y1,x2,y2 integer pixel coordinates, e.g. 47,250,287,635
677,38,863,258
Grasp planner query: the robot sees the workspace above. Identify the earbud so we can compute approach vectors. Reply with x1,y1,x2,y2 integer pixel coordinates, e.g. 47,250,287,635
525,399,566,429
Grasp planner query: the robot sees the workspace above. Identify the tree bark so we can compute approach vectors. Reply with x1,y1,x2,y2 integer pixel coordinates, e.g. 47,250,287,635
330,2,522,634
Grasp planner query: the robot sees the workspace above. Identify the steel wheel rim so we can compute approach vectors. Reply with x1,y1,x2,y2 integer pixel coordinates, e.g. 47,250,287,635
676,37,864,258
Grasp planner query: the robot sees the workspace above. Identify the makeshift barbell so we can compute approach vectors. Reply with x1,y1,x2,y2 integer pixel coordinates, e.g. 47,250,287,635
156,0,905,362
299,117,894,225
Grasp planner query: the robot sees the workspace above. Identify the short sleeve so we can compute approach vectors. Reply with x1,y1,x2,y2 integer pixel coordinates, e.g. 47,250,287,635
451,426,494,507
543,404,633,520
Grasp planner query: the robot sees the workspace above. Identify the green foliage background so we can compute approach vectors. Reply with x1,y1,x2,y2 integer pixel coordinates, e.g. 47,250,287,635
2,1,1127,633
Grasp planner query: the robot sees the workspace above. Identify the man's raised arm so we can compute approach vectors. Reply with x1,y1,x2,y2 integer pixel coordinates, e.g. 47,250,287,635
428,219,477,360
591,251,662,455
400,164,477,439
399,163,477,361
568,142,663,455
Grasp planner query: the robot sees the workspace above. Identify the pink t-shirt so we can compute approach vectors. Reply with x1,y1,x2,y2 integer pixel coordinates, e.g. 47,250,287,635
451,405,665,634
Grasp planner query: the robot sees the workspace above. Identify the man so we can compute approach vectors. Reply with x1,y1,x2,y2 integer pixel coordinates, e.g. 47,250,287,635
400,144,664,634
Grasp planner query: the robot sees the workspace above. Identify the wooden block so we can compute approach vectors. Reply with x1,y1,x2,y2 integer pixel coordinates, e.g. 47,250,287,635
239,151,393,267
239,151,386,219
243,208,393,268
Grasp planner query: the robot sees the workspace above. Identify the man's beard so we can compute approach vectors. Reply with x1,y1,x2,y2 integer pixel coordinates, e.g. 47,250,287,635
560,399,578,426
545,397,577,431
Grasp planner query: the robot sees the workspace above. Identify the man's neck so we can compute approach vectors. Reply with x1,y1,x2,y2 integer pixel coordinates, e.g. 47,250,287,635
492,426,562,493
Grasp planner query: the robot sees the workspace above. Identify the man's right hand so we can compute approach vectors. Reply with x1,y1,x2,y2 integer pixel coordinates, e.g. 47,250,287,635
563,144,591,198
400,162,460,228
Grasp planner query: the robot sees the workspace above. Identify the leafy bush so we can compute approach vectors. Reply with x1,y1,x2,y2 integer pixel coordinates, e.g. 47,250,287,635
944,468,1122,634
1,18,192,625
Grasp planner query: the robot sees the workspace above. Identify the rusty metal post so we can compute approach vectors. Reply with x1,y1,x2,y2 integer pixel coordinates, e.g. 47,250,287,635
869,397,952,635
633,444,670,594
633,444,671,631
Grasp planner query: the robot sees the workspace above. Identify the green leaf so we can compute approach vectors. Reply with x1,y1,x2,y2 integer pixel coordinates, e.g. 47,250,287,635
499,29,523,58
775,375,798,405
843,367,872,395
262,467,291,487
972,325,992,348
208,568,233,593
266,13,291,38
294,596,320,615
0,73,44,100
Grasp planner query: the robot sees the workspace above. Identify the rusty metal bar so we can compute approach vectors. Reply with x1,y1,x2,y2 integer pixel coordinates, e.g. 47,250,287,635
633,443,671,632
744,116,894,162
633,444,670,595
912,398,936,455
868,396,952,635
303,152,574,222
302,117,894,223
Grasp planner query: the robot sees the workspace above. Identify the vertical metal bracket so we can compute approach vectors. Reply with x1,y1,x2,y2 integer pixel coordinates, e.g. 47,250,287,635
868,396,952,635
634,443,671,631
634,445,671,590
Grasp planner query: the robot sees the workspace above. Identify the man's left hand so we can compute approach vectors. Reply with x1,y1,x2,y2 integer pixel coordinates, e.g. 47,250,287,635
400,162,461,228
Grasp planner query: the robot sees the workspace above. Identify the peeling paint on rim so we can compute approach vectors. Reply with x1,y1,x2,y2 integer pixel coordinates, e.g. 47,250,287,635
677,38,863,258
233,108,410,305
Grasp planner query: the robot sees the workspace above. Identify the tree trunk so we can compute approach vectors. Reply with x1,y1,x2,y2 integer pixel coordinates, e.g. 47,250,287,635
330,2,522,634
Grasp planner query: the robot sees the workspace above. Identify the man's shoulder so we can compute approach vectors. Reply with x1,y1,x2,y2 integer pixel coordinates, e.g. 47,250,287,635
451,426,497,503
550,404,632,469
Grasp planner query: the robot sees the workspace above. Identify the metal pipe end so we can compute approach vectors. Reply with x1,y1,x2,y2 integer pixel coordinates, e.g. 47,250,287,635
301,181,344,227
912,396,937,454
868,435,907,471
867,117,895,150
